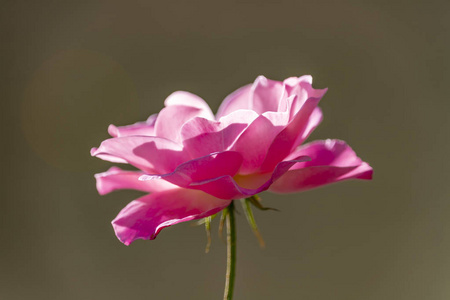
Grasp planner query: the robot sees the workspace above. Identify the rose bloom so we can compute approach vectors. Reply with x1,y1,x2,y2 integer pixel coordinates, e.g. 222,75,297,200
92,76,372,245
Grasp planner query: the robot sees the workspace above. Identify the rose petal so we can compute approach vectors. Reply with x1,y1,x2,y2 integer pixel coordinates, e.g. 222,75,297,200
269,139,373,193
260,91,326,172
250,76,286,114
283,76,325,118
216,84,253,118
139,151,243,188
112,188,230,245
230,113,286,174
91,136,188,173
108,114,157,137
164,91,215,120
184,156,310,200
95,166,177,195
180,110,258,158
154,105,212,143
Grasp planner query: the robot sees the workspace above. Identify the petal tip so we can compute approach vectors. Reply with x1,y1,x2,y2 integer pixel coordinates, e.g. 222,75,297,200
90,147,98,156
107,124,119,137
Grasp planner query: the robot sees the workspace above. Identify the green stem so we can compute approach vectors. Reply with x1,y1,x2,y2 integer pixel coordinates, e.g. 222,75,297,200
223,201,236,300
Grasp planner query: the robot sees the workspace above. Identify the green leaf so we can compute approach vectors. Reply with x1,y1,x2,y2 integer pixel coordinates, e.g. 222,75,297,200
218,207,229,243
241,198,265,248
248,195,280,212
204,216,212,253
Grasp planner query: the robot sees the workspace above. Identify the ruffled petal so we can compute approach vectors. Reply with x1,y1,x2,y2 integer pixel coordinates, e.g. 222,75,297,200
260,89,326,172
94,166,177,195
112,188,230,245
250,76,286,114
108,114,157,137
178,156,310,200
154,105,211,143
180,110,258,158
269,140,373,193
300,107,323,142
283,76,325,118
216,84,252,118
230,112,287,174
139,151,243,188
91,136,188,173
164,91,214,120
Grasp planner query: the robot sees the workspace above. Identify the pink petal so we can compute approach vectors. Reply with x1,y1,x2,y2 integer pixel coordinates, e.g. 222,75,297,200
90,148,128,164
283,76,325,119
294,107,323,148
112,188,231,245
94,166,177,195
183,156,310,200
216,84,253,118
139,151,243,188
164,91,215,120
181,110,258,158
91,136,188,173
154,105,212,143
250,76,286,114
269,140,373,193
107,114,157,137
230,113,286,174
260,91,326,172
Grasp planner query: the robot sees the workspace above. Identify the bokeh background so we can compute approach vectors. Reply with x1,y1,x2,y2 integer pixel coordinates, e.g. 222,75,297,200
2,0,449,299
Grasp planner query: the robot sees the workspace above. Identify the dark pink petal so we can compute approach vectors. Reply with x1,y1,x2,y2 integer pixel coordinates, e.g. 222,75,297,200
139,151,243,188
269,140,373,193
260,90,326,172
164,91,215,119
108,114,157,138
181,110,258,158
112,189,230,245
91,136,188,173
216,84,253,118
94,166,177,195
183,156,310,200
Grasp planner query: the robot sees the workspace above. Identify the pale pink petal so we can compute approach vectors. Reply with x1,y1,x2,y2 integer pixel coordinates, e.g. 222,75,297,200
108,114,157,137
139,151,243,188
181,110,258,158
269,140,373,193
94,166,177,195
260,94,325,172
250,76,286,114
154,105,212,143
90,148,128,164
112,189,231,245
216,84,252,118
285,139,364,167
283,76,327,120
164,91,214,120
294,107,323,147
91,136,188,173
183,156,310,200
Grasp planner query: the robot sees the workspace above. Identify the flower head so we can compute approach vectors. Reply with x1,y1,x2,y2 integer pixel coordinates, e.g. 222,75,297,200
92,76,372,245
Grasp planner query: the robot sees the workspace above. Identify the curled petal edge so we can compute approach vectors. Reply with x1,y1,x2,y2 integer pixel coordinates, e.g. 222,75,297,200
112,189,230,245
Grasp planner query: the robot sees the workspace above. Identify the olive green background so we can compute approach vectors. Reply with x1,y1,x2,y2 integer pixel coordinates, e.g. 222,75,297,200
2,0,449,299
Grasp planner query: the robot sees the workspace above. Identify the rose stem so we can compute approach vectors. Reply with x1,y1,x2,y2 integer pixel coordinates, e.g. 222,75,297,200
223,201,236,300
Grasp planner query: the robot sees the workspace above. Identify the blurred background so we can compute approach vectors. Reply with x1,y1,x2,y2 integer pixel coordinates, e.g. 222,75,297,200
1,0,449,299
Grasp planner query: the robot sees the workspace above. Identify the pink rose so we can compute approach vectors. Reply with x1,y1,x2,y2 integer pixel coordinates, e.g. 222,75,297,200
92,76,372,245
